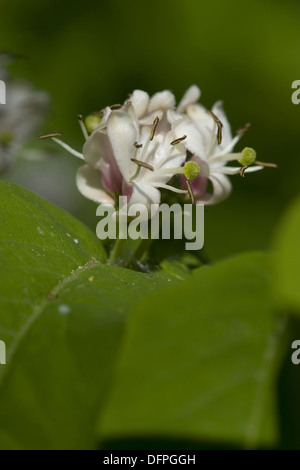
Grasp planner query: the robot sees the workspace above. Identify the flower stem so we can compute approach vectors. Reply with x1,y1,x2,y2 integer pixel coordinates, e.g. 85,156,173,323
108,237,127,265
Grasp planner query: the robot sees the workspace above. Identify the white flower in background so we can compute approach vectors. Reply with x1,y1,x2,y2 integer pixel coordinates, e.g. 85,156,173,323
0,55,49,172
170,85,276,204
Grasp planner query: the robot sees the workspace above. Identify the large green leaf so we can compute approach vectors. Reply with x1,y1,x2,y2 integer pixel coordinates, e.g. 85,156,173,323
0,181,175,449
272,195,300,312
99,252,286,448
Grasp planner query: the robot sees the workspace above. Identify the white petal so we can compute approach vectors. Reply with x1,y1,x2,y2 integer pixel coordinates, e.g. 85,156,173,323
129,90,149,119
167,109,183,124
217,134,241,156
155,183,187,194
177,85,201,113
244,165,264,173
130,181,161,206
138,110,163,126
148,90,176,113
215,165,263,175
172,117,207,160
83,130,111,169
76,165,114,204
196,173,232,205
186,103,212,127
217,166,241,175
107,110,137,182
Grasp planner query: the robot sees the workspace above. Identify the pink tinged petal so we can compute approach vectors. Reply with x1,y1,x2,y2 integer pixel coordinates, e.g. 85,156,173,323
83,130,124,194
76,164,114,204
148,90,176,113
177,85,201,113
172,117,207,161
199,173,232,205
129,90,149,119
107,110,138,182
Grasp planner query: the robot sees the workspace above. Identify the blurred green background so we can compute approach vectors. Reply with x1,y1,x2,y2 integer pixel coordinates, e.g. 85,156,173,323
1,0,299,260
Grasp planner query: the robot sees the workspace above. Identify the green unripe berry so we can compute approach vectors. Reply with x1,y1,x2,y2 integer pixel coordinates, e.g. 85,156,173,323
84,114,103,134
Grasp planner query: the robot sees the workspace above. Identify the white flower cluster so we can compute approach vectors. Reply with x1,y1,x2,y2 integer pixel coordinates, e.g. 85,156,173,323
50,85,275,212
0,54,49,172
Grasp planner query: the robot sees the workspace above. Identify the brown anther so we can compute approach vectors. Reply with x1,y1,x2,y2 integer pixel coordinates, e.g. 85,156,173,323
131,158,154,171
134,142,143,148
109,104,122,110
38,132,63,140
150,116,160,141
170,135,187,146
237,123,251,135
206,109,223,145
240,165,248,178
77,114,83,121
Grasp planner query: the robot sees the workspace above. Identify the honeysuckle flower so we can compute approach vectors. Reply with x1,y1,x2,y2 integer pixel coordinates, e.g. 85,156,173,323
48,85,276,212
170,89,274,204
84,88,178,137
51,103,188,216
0,67,49,173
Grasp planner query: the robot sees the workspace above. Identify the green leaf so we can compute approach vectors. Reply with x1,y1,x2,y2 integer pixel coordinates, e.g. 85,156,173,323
0,181,176,449
273,195,300,312
99,252,285,448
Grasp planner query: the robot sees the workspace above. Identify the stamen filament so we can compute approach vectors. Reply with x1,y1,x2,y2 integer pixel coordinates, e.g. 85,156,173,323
210,152,242,164
78,114,89,141
51,137,84,160
237,123,251,135
186,179,195,204
255,161,278,169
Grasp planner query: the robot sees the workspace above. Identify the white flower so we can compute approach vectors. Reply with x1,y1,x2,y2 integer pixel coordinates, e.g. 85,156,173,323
0,79,49,172
52,100,188,214
170,85,272,204
49,85,275,210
